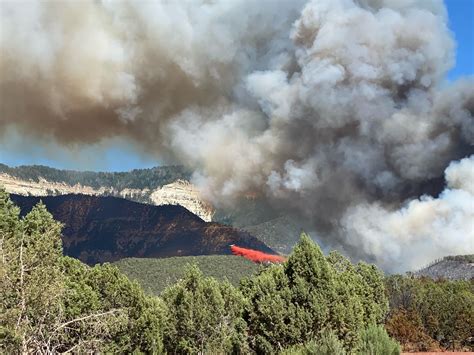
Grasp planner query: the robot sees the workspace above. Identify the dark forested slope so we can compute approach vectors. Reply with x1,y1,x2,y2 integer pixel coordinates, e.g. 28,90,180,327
11,194,275,265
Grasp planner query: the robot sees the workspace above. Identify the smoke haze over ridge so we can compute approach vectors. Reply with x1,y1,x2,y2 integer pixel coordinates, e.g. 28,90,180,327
1,0,473,272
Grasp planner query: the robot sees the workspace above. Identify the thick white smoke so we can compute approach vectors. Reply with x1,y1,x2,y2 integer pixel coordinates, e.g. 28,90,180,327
1,0,473,271
342,156,474,272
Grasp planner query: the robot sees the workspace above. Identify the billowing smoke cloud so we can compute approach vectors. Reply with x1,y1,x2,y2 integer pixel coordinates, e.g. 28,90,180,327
342,156,474,273
1,0,473,271
0,0,304,145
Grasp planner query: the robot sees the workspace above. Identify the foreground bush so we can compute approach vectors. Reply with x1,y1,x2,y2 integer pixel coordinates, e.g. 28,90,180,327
0,189,166,353
384,308,439,352
280,330,346,355
385,274,474,351
60,257,167,353
357,325,400,355
241,233,389,353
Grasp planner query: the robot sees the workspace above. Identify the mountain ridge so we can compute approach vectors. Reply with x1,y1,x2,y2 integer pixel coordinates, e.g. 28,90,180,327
10,193,275,265
413,254,474,280
0,162,301,252
0,163,214,221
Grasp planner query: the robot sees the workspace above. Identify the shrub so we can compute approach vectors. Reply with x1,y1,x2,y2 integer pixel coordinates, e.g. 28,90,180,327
357,325,401,355
385,308,438,352
280,330,347,355
385,275,474,351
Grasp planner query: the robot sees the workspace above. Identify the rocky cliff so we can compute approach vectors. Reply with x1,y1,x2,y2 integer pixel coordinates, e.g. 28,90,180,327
0,165,213,221
149,180,214,222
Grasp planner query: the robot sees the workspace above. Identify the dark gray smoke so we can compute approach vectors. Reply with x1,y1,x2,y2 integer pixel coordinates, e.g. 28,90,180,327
1,0,473,271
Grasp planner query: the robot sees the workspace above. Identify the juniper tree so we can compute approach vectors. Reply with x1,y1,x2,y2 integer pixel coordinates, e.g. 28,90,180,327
242,232,389,353
0,189,167,354
0,189,63,353
162,264,248,354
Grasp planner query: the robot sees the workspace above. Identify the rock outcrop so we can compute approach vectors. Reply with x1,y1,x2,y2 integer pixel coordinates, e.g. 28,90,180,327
150,180,214,222
0,172,213,221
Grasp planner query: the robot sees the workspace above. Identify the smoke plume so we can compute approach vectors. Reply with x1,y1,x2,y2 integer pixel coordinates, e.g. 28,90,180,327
1,0,473,271
342,156,474,273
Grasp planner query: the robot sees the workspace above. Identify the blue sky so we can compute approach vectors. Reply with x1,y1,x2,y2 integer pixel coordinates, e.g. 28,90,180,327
1,0,473,172
446,0,474,80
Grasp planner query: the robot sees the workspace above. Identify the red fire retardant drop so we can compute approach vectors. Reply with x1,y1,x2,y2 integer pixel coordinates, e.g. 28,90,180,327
230,245,286,264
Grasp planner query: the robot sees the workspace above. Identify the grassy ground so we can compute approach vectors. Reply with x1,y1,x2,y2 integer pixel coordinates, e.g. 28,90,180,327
113,255,260,295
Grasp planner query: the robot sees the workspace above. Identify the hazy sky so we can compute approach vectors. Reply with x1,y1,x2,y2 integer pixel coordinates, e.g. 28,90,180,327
1,0,472,172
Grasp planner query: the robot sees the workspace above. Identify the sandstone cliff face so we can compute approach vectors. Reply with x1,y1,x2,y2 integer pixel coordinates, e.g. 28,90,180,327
150,180,214,221
0,173,214,221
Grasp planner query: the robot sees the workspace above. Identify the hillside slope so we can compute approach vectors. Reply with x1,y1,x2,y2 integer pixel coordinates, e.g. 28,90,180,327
414,255,474,280
114,255,260,295
1,163,304,251
11,194,276,265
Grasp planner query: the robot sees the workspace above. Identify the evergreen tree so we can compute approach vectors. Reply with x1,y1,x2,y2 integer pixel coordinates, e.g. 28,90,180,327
0,190,166,353
162,264,248,354
242,233,388,353
60,257,167,353
0,190,63,353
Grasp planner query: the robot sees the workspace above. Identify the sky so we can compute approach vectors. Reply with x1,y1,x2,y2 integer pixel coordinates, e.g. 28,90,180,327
0,0,473,172
446,0,474,80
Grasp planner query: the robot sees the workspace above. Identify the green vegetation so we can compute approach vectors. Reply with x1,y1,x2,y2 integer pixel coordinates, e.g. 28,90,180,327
162,265,248,354
385,274,474,352
280,330,347,355
0,163,189,190
0,188,166,353
445,254,474,263
114,255,259,295
241,234,389,353
8,188,472,353
356,325,400,355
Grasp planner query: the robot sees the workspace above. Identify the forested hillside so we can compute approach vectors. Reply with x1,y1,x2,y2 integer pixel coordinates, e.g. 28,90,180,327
11,193,274,264
0,163,189,190
114,255,259,295
414,254,474,280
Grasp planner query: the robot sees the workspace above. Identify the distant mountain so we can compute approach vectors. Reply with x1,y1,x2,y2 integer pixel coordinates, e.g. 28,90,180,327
10,194,276,265
414,255,474,280
0,163,190,190
1,163,302,252
0,164,214,221
242,215,302,255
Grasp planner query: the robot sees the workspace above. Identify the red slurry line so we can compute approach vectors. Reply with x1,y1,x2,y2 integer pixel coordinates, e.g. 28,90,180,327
230,245,286,264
